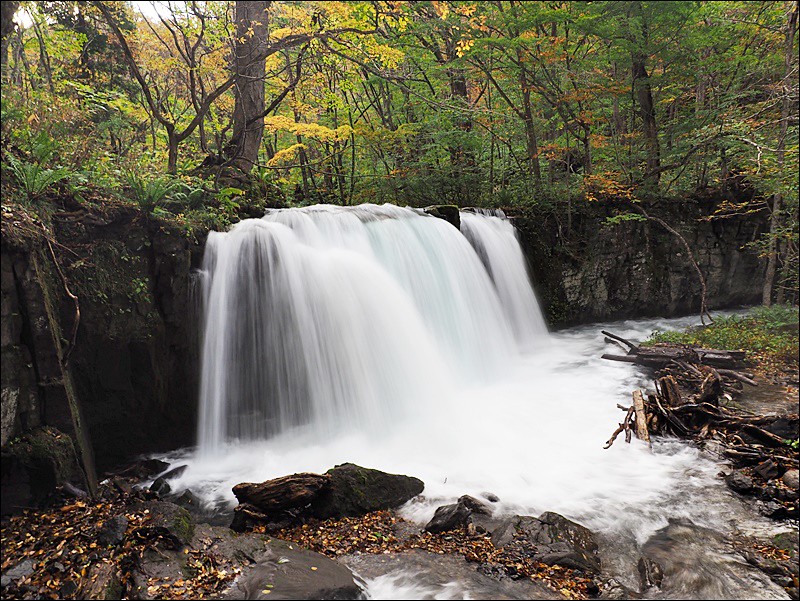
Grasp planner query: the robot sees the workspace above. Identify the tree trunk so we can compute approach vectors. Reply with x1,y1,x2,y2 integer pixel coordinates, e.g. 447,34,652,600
519,65,542,186
762,4,798,306
229,1,270,173
0,1,18,80
632,54,660,183
167,127,178,174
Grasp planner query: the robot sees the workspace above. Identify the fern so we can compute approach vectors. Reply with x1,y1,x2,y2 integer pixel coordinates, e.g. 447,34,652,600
7,155,70,199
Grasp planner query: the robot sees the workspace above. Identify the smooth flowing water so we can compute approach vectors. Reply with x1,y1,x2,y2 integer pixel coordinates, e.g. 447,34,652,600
162,204,789,599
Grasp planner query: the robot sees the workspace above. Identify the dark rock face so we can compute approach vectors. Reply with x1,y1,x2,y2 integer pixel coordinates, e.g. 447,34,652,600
1,202,204,476
313,463,424,519
491,512,600,574
511,197,767,326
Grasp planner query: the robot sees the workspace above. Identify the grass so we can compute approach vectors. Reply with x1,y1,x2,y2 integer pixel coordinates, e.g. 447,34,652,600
647,305,799,366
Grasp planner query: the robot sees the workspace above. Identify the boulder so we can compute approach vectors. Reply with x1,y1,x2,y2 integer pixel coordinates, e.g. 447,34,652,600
424,205,461,230
425,495,493,534
783,469,799,490
231,464,424,528
312,463,424,519
115,458,169,479
1,426,80,514
160,464,188,480
1,559,35,588
491,512,600,574
131,500,194,548
224,542,361,600
97,515,129,547
725,470,755,495
150,476,171,496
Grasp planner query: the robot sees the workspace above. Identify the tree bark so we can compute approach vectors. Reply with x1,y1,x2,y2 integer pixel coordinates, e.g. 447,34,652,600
229,1,270,174
632,53,660,183
0,1,18,80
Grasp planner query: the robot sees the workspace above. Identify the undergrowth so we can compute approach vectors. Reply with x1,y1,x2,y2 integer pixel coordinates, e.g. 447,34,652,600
647,305,799,366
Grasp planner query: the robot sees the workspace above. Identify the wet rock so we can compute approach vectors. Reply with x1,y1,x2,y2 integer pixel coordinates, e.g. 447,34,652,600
491,512,600,574
1,559,35,588
312,463,424,519
98,515,129,546
343,549,563,600
425,495,493,534
160,464,188,480
783,469,799,490
425,501,472,534
424,205,461,230
232,465,424,529
642,519,787,599
638,556,664,589
224,542,361,600
725,470,755,495
150,476,171,496
173,488,201,509
482,492,500,503
131,500,194,548
116,458,170,479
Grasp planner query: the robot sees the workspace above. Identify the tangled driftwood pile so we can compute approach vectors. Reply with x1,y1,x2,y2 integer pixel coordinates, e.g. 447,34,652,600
601,330,798,519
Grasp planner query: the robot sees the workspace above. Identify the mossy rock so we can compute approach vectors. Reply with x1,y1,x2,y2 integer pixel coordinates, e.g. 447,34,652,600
1,426,79,511
311,463,424,519
132,500,195,548
424,205,461,230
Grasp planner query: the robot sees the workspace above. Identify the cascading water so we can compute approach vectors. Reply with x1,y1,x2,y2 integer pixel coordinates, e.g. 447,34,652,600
197,204,546,452
166,204,791,600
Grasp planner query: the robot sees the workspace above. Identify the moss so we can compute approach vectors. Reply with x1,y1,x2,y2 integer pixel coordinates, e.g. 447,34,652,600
10,426,77,481
103,578,123,600
6,426,79,502
169,508,195,544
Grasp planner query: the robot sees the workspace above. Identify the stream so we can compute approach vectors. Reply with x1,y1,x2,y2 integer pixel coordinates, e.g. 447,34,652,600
152,205,793,599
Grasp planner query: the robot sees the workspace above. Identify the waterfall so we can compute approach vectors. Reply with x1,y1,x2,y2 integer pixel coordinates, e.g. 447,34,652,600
197,204,547,452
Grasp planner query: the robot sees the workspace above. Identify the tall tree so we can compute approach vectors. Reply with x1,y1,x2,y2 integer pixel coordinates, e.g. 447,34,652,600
228,1,270,173
1,1,19,78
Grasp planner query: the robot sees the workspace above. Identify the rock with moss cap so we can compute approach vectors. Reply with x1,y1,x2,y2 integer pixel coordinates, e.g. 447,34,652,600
1,426,80,514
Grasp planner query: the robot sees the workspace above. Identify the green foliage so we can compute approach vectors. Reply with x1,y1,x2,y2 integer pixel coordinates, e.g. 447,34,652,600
647,306,799,364
5,154,70,200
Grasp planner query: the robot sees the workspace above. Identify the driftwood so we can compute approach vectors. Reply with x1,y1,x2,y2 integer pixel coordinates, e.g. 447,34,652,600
632,390,650,444
600,330,799,505
232,473,330,512
602,346,745,370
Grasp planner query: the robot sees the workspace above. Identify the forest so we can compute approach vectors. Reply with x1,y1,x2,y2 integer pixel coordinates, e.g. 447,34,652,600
1,2,799,601
1,0,798,302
